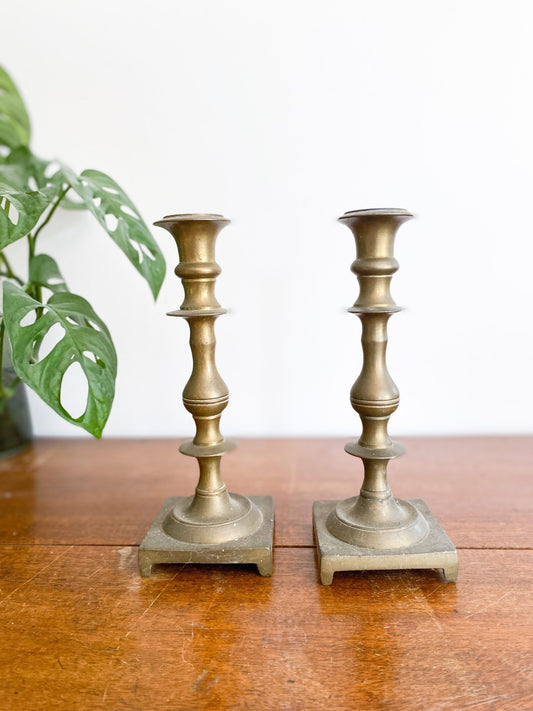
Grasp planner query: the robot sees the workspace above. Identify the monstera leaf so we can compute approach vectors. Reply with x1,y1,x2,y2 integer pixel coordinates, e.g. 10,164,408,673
3,280,117,437
65,168,165,298
0,147,61,191
28,254,68,294
0,67,30,150
0,185,55,249
0,149,69,249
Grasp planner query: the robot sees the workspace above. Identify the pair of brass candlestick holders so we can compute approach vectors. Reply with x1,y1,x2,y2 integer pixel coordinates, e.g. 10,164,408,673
138,210,458,585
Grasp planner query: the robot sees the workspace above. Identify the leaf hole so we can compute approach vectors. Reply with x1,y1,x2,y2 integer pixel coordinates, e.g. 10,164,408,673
4,201,19,226
83,351,96,363
120,205,138,219
87,320,102,332
102,186,119,195
60,361,88,420
92,197,102,208
38,322,65,360
27,176,38,191
140,243,156,261
104,213,118,232
128,240,143,265
20,310,37,327
64,190,84,208
44,161,61,179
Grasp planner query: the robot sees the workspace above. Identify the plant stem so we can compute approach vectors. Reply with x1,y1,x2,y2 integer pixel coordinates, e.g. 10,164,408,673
31,183,71,246
0,199,24,283
0,255,24,286
27,183,70,300
0,196,16,400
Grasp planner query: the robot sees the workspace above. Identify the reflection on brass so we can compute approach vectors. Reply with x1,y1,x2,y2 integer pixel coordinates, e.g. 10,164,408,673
139,214,273,578
313,208,458,585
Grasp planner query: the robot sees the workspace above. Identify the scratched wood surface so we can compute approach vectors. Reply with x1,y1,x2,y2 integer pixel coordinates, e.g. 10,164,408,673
0,547,532,711
0,438,532,710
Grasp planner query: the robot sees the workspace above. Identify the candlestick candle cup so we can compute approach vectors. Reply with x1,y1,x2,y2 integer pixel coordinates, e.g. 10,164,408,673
138,214,274,578
313,208,458,585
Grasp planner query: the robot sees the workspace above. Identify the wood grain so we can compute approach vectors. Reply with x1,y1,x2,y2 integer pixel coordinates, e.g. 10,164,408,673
0,545,532,711
0,437,531,548
0,437,532,710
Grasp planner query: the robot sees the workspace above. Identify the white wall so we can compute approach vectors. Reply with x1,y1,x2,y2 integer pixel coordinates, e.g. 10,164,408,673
3,0,533,438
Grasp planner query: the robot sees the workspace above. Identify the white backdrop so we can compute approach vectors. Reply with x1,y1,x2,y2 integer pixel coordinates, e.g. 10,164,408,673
3,0,533,438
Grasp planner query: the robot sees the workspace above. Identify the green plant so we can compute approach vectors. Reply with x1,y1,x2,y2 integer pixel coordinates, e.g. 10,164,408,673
0,66,165,437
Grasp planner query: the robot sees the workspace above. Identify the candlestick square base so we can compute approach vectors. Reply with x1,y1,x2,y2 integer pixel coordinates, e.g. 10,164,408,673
139,496,274,578
313,499,458,585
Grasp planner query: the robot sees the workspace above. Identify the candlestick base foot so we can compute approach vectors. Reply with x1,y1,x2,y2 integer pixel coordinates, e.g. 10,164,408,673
139,495,274,578
313,499,458,585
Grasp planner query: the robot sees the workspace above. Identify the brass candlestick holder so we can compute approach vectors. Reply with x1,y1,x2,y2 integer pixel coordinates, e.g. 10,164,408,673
313,208,458,585
139,213,274,578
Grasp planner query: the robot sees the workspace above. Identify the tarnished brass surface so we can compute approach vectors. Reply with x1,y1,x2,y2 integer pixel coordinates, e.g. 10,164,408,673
139,214,273,577
313,208,458,584
139,496,274,578
314,500,458,585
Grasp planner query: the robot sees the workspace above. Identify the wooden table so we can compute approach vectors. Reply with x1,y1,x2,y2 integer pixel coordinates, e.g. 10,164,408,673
0,437,532,710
